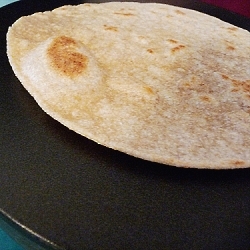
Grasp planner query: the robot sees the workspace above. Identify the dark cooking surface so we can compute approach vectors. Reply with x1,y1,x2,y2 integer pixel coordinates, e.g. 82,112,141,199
1,0,250,249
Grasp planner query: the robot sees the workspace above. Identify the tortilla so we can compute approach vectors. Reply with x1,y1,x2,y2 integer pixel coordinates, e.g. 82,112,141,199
6,2,250,169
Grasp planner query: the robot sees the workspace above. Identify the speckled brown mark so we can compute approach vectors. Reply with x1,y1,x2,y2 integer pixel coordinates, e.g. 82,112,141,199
147,48,154,53
223,39,236,51
200,95,211,102
175,9,185,15
221,74,250,95
227,45,235,50
245,94,250,100
114,12,135,16
232,79,250,93
231,160,245,167
144,86,154,95
183,82,191,88
227,27,238,32
171,45,186,53
231,88,239,92
167,39,178,44
47,36,88,78
104,25,118,31
221,74,229,80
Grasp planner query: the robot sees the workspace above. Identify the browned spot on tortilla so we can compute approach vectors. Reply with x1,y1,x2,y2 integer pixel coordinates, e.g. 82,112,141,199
232,79,250,93
47,36,88,77
231,88,239,92
231,160,245,166
227,27,238,31
147,48,154,53
221,74,250,94
227,45,235,50
245,94,250,100
114,12,135,16
221,74,229,80
200,95,211,102
171,45,186,53
144,86,154,95
104,25,118,31
183,82,191,88
167,39,178,44
175,9,185,15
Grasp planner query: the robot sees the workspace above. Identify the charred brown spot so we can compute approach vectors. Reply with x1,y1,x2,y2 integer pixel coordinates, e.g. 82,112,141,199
183,82,191,88
232,160,245,166
227,45,235,50
144,86,154,94
147,49,154,53
47,36,88,77
104,25,118,32
245,94,250,100
221,74,250,94
221,74,229,80
167,39,178,44
114,12,135,16
231,88,239,92
227,27,238,31
175,10,185,15
200,95,211,102
171,45,186,53
232,79,250,93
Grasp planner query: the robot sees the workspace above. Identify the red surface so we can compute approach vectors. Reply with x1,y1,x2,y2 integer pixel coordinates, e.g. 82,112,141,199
200,0,250,18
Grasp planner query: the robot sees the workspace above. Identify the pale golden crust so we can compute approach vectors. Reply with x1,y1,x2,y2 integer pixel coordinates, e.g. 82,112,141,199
6,2,250,169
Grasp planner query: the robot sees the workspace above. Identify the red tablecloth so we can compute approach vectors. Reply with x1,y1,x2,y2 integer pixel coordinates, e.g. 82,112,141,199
200,0,250,18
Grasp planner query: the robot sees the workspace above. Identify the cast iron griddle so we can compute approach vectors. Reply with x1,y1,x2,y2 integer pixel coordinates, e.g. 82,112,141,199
1,0,250,249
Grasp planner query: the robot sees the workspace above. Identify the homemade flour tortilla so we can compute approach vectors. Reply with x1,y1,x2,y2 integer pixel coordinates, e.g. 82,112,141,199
7,2,250,169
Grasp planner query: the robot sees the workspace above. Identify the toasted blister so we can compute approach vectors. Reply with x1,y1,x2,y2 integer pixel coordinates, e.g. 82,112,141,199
6,2,250,169
20,35,104,97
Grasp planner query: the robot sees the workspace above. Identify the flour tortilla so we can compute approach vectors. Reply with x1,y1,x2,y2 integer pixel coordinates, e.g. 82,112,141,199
6,2,250,169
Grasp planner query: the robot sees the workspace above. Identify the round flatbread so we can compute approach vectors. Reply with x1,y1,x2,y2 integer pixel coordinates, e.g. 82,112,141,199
6,2,250,169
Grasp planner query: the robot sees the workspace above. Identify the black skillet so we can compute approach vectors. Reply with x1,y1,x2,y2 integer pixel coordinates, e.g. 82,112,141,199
1,0,250,249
